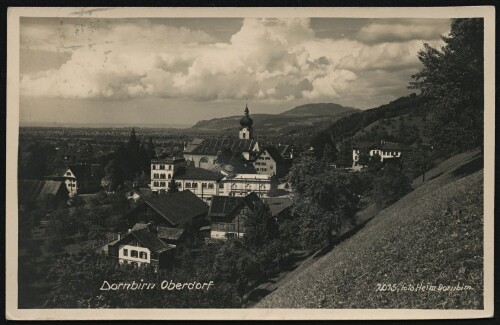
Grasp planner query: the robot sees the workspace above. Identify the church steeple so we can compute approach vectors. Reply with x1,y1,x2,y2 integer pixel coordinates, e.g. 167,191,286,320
239,103,253,139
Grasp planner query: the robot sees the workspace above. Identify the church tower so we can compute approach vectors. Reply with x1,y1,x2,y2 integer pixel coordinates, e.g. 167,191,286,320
239,104,254,140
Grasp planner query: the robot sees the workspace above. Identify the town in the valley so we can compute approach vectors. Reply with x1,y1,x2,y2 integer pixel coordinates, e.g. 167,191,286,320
16,17,484,310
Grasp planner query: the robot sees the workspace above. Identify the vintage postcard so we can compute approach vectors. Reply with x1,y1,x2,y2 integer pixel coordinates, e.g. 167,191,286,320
6,6,494,320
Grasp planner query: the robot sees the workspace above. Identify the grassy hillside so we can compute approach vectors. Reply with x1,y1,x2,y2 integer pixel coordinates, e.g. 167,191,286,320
310,93,431,157
256,150,483,309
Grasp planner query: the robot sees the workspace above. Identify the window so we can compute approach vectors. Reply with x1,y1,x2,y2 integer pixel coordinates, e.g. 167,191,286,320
152,165,156,170
160,164,165,170
66,172,71,176
193,183,198,188
231,183,237,190
185,182,191,188
270,165,274,170
265,157,271,160
202,183,207,188
131,250,138,258
169,165,172,170
139,252,148,259
219,182,224,189
176,182,182,188
123,249,128,256
160,182,166,187
168,174,171,179
208,183,214,189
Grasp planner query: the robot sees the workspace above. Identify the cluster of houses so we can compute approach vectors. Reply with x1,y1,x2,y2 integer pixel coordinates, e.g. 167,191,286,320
106,189,291,268
18,104,407,270
150,105,293,202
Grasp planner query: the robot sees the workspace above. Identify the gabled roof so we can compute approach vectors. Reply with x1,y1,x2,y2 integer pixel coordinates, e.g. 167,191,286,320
185,138,257,155
117,227,175,254
157,227,185,241
174,167,224,181
352,142,378,150
256,146,284,163
263,197,292,216
18,180,67,204
151,158,185,164
380,142,404,151
208,192,262,218
142,190,209,226
132,223,185,242
65,163,103,180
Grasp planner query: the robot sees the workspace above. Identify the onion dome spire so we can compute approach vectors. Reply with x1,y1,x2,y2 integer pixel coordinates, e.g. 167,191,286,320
240,103,253,127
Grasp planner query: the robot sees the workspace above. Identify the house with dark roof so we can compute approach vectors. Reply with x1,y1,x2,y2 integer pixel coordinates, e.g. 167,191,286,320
262,197,292,218
18,180,69,209
352,141,405,169
174,167,224,203
150,156,225,202
183,137,260,169
57,163,104,196
208,192,263,240
124,190,209,229
108,223,178,268
150,157,187,192
253,146,291,177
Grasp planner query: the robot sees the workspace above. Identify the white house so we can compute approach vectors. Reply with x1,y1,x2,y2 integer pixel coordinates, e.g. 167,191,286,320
108,224,176,268
150,158,186,191
352,141,404,168
219,173,274,198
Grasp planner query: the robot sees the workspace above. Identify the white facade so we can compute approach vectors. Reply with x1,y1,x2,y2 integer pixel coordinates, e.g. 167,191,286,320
176,179,221,203
220,174,273,197
63,169,78,196
150,158,186,191
117,243,152,267
211,216,246,240
352,147,402,167
239,127,252,140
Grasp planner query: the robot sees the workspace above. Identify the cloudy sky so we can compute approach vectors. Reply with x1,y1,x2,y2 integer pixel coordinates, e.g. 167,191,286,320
20,17,450,127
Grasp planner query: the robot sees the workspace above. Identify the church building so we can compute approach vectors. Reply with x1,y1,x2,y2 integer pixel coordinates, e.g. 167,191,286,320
183,105,260,169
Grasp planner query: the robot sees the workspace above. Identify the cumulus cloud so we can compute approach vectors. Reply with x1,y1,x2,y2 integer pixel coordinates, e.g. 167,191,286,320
357,21,450,44
20,17,450,108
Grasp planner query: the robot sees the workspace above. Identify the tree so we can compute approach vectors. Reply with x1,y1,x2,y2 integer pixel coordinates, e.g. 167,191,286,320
372,164,412,208
168,178,179,193
243,203,279,250
321,143,336,165
288,158,360,250
403,142,433,181
336,140,353,168
410,19,484,154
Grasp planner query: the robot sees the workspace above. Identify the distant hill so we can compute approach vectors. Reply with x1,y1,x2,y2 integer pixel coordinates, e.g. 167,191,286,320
279,103,357,116
257,149,483,308
191,103,359,141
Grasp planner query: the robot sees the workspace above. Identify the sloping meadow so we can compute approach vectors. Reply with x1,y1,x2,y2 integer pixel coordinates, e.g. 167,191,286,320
257,151,484,309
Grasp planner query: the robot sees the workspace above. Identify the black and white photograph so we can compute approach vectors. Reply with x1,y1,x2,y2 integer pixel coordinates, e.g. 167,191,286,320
6,6,494,320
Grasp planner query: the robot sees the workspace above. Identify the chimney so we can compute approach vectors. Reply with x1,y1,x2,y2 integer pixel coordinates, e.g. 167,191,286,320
117,232,122,240
128,229,132,233
147,222,156,233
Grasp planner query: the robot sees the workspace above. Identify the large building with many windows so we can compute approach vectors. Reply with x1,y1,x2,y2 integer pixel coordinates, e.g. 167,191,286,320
150,158,186,191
